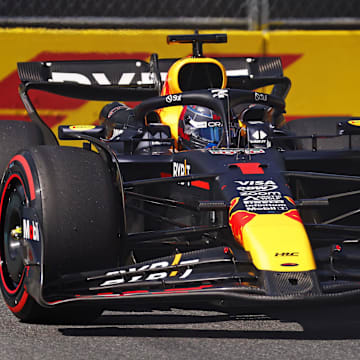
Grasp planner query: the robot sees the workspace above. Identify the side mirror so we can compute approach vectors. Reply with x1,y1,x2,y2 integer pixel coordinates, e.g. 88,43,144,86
146,123,172,138
58,125,106,140
337,119,360,135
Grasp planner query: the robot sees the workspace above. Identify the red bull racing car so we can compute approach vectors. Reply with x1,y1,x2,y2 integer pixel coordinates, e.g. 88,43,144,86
1,32,360,322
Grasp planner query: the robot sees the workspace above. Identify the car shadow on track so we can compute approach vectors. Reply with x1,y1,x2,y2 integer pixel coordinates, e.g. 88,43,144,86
58,304,360,340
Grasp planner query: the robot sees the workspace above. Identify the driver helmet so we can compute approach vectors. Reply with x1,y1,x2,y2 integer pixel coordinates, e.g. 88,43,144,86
178,105,223,149
99,101,137,140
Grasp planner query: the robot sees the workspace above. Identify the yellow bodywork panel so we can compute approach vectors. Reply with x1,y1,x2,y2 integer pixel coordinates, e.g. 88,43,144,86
157,106,183,141
163,57,227,94
158,56,227,143
231,210,316,272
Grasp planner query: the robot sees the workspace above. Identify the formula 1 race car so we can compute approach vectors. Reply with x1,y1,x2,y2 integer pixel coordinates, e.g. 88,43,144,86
1,32,360,322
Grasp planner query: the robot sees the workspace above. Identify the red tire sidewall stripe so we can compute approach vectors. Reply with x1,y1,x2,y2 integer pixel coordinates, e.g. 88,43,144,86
7,289,29,313
0,173,28,232
0,155,36,312
10,155,36,201
0,174,28,295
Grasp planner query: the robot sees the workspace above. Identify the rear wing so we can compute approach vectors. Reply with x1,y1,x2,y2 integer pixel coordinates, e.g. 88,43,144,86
18,55,290,100
17,55,290,145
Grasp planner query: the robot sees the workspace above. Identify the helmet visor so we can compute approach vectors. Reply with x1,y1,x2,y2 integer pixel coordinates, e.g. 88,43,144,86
187,106,223,145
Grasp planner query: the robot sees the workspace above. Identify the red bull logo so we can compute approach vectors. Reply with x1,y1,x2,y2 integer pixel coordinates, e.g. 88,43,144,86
284,209,302,223
228,197,256,246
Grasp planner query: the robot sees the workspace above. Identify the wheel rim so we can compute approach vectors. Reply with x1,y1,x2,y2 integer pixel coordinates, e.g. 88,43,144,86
1,181,26,292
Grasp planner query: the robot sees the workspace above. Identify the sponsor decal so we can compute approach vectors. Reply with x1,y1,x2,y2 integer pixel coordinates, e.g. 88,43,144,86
49,70,168,86
247,124,270,148
173,160,191,186
165,94,182,104
173,160,191,177
108,105,127,118
69,125,96,131
249,129,268,142
50,72,91,85
207,121,222,127
22,219,40,242
226,69,249,76
211,89,229,99
254,92,268,102
209,149,238,155
242,196,288,212
348,120,360,126
275,252,299,257
251,147,264,154
235,180,289,212
208,148,265,155
189,120,222,129
235,180,278,192
99,256,199,287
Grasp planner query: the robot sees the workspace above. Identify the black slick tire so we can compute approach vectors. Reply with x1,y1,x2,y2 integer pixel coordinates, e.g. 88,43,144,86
0,120,44,176
0,146,123,322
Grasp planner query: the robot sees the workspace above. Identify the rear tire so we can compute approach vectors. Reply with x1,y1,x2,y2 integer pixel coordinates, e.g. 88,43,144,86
285,117,360,150
0,146,123,322
0,120,44,176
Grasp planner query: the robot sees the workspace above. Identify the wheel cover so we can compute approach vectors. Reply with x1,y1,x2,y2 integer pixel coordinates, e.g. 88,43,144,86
1,179,26,293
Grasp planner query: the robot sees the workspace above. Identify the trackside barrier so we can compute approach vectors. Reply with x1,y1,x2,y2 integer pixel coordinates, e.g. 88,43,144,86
0,28,359,144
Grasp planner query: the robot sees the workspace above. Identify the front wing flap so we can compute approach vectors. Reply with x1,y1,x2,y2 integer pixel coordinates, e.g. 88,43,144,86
26,245,360,309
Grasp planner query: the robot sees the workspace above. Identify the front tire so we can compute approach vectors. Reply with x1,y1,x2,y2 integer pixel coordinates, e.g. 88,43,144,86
0,146,123,322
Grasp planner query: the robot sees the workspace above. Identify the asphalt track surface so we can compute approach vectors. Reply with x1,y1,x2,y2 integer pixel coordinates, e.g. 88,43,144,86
2,299,360,360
